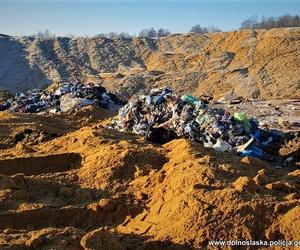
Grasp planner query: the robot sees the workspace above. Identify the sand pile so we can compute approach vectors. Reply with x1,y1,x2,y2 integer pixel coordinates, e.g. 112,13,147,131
0,28,299,100
0,110,299,249
0,106,111,149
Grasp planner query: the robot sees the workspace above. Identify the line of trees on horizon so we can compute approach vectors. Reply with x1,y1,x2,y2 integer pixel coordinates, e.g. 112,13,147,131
95,27,171,39
32,14,300,39
240,14,300,30
189,25,221,34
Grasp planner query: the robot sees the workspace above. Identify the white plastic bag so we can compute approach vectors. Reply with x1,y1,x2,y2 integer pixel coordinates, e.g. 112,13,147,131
60,93,94,112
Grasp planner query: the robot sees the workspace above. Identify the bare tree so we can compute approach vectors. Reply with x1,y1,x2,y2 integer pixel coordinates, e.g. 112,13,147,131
157,28,171,37
189,25,208,34
240,15,259,30
139,28,157,38
35,29,56,39
108,32,119,39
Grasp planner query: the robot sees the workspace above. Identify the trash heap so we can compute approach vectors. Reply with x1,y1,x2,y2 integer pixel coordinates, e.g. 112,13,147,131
0,81,125,114
109,87,283,160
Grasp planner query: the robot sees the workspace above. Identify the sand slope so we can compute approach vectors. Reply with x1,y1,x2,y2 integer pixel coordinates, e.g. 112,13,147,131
0,28,299,100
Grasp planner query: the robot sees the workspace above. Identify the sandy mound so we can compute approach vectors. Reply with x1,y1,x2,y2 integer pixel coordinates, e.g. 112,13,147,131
80,228,124,250
0,28,299,100
0,106,113,149
279,206,300,240
0,108,299,249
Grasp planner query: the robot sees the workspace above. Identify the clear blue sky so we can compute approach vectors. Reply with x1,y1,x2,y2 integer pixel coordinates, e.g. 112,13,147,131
0,0,299,36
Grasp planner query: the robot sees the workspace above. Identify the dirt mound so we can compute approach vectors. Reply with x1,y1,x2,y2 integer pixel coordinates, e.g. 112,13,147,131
116,139,299,247
0,106,113,149
80,228,124,250
0,28,299,100
279,206,300,240
0,109,299,249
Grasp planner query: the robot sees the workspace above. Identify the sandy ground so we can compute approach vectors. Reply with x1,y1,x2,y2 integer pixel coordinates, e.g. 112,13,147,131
0,105,299,249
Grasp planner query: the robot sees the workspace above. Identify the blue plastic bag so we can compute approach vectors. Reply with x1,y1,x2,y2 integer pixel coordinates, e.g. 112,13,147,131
241,145,265,159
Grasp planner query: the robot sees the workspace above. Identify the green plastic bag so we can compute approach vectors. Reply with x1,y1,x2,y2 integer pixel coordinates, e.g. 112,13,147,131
233,112,252,132
181,95,198,105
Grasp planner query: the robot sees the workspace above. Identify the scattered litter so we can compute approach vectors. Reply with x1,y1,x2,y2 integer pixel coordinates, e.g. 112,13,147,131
217,91,243,104
0,81,125,114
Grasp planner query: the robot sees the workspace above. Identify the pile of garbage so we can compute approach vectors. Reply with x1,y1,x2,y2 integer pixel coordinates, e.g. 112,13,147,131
0,81,125,114
109,87,284,161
